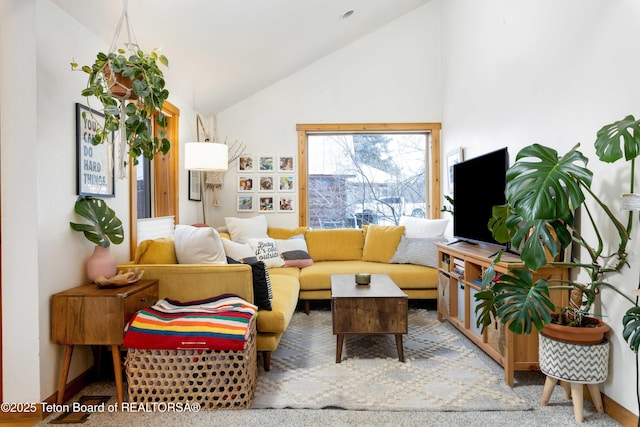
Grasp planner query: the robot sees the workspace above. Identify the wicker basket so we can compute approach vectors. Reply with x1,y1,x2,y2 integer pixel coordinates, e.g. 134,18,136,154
125,320,257,409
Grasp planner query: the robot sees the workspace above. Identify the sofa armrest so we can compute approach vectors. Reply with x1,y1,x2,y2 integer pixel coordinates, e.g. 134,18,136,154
119,263,254,304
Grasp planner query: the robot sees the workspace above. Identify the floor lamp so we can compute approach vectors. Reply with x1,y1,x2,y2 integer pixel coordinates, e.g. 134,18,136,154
185,142,228,224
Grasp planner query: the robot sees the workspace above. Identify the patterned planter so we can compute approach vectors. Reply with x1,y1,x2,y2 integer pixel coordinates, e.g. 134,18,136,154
538,333,609,384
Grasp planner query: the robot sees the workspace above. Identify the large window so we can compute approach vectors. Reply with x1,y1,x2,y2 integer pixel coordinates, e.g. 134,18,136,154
297,123,441,228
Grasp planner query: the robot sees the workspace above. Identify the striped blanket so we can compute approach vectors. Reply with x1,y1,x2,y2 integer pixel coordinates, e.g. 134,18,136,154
123,294,258,351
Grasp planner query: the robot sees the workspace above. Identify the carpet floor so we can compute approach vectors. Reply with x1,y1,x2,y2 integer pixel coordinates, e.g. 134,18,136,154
35,305,623,426
253,309,527,411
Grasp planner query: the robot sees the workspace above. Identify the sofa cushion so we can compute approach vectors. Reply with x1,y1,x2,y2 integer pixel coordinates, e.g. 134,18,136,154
256,273,299,334
221,238,258,264
247,237,285,268
362,225,405,263
305,228,364,261
298,260,438,291
399,217,449,238
134,237,177,264
174,225,226,264
268,227,308,239
227,257,273,310
276,235,314,268
225,215,268,243
390,236,447,267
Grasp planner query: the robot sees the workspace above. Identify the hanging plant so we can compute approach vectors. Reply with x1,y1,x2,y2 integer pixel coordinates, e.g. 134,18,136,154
72,47,170,168
71,1,171,178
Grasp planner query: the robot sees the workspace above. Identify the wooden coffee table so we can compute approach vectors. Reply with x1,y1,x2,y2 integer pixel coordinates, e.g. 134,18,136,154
331,274,408,363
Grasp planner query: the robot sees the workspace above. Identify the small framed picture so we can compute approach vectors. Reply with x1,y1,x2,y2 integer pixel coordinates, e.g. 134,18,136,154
446,148,464,194
237,195,254,212
278,155,295,172
278,175,295,192
237,154,254,172
188,171,201,201
76,103,115,197
237,176,254,192
258,195,275,212
259,155,275,171
259,175,275,192
278,195,295,212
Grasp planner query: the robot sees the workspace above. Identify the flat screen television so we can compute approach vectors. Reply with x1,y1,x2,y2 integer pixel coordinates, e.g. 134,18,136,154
452,147,509,247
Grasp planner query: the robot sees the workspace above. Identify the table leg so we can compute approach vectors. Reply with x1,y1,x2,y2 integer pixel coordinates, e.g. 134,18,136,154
540,376,557,406
570,382,584,423
587,383,604,414
395,334,405,362
336,335,344,363
57,345,74,404
111,345,123,408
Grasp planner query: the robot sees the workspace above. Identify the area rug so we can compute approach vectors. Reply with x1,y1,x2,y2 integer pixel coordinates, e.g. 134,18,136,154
252,309,530,411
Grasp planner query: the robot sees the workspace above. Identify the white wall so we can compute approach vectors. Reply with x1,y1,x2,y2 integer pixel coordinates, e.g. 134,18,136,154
0,0,41,403
441,0,640,415
213,2,442,228
1,0,200,402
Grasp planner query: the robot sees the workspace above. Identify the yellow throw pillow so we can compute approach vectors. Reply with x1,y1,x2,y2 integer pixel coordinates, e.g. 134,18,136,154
362,225,405,263
134,237,177,264
305,229,364,261
268,227,308,239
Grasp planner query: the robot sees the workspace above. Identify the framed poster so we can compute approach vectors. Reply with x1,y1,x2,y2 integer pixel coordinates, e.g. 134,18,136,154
237,154,254,172
259,175,275,192
278,195,295,212
278,155,295,172
259,155,275,171
76,103,115,197
259,195,275,212
446,148,464,194
237,195,254,212
188,170,201,201
278,175,295,192
238,176,255,192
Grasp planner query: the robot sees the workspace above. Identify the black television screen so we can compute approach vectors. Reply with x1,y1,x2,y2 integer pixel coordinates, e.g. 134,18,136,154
453,147,509,246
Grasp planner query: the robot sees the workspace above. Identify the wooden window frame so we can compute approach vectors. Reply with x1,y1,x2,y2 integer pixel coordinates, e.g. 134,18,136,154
296,123,441,227
129,101,180,257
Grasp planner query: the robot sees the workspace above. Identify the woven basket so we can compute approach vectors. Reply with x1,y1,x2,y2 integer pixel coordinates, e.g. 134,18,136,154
125,320,257,409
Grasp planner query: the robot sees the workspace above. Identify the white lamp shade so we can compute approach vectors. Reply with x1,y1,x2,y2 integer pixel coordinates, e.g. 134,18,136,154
184,142,229,171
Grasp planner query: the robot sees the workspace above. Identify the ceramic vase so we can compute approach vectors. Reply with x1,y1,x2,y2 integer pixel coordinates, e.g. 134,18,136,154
86,245,117,282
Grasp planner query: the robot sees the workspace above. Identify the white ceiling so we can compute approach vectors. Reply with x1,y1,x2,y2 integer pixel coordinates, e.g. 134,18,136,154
51,0,432,115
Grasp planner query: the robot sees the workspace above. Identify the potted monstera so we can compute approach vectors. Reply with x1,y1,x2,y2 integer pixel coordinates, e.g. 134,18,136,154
475,115,640,357
71,45,170,167
70,196,124,282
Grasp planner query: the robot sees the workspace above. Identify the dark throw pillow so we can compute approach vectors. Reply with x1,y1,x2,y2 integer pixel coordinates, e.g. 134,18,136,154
227,256,273,310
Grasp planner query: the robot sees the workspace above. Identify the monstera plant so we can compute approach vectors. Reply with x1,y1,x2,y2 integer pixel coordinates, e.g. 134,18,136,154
475,115,640,352
70,196,124,247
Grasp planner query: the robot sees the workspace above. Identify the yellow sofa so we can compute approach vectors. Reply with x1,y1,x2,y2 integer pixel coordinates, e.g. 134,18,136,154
123,225,441,371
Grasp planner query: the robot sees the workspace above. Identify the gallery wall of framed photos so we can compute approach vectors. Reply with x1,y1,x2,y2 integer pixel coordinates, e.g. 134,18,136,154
235,154,296,213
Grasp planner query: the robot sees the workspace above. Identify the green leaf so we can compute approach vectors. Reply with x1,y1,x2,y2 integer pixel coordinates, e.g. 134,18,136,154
623,306,640,352
595,115,640,163
506,144,591,221
69,196,124,247
487,204,518,244
159,54,169,67
493,269,555,334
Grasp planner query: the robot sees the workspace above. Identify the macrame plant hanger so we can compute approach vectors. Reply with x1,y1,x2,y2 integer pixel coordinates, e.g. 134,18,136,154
108,0,141,179
197,115,225,207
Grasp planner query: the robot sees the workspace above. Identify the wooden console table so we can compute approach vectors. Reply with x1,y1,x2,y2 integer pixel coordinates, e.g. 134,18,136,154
436,242,570,386
51,280,158,406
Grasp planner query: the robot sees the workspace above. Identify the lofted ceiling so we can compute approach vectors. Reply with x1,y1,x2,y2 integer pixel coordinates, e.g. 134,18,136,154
52,0,432,115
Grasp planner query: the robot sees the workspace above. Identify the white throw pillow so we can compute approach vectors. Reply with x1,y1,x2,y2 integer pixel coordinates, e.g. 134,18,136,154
174,225,227,264
399,217,449,238
246,237,285,268
221,238,258,263
225,215,268,243
390,236,447,267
